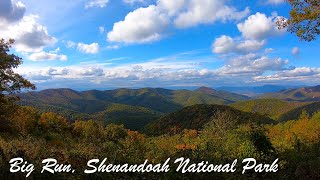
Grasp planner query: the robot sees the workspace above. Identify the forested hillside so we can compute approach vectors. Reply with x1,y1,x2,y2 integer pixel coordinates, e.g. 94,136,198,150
18,87,250,130
231,99,308,120
262,85,320,101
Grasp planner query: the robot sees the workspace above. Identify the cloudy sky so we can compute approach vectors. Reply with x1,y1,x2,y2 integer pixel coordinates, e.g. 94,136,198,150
1,0,320,90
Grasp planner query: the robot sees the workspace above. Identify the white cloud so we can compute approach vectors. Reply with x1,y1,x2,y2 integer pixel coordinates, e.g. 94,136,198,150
254,67,320,83
237,12,284,40
213,35,235,54
107,5,170,43
216,53,292,76
212,12,286,55
157,0,186,16
0,15,57,52
108,0,249,44
77,42,100,54
18,50,301,89
174,0,249,28
85,0,109,9
47,68,69,75
266,0,285,5
292,47,300,56
0,0,25,25
80,67,105,76
212,35,265,54
29,51,67,61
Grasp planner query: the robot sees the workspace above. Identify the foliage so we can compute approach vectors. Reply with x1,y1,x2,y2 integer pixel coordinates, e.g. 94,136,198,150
279,102,320,121
144,104,274,135
231,99,308,120
277,0,320,41
0,39,35,131
18,87,251,130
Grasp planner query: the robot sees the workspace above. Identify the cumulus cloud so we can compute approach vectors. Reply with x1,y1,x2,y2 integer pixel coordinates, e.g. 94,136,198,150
0,15,57,52
80,67,105,76
157,0,186,16
216,53,292,76
29,51,67,61
47,68,69,76
18,49,302,89
0,0,25,25
213,35,265,54
254,67,320,83
107,5,170,43
108,0,249,44
212,12,285,55
85,0,109,9
174,1,249,28
77,42,100,54
237,12,284,40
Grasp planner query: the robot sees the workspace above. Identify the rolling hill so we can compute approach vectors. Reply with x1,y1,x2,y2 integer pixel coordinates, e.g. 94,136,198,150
18,87,249,130
278,102,320,121
231,99,308,120
262,85,320,101
144,104,274,135
194,86,250,102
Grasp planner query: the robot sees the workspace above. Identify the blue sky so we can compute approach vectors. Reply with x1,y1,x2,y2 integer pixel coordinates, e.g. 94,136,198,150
1,0,320,90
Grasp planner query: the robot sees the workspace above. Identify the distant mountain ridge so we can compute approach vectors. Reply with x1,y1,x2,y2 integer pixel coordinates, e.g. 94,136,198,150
18,87,250,130
262,85,320,101
217,85,302,97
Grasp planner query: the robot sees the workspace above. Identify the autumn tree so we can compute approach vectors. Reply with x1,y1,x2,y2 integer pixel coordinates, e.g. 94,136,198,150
73,120,102,139
39,112,69,133
277,0,320,41
0,39,35,130
104,124,127,141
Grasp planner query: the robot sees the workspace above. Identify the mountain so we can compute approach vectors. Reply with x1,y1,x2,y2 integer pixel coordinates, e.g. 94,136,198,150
18,87,249,130
144,104,274,135
195,87,250,102
262,85,320,101
278,102,320,122
231,99,309,120
217,85,302,97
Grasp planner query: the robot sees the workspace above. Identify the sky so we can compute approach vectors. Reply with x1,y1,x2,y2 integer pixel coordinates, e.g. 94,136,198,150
1,0,320,90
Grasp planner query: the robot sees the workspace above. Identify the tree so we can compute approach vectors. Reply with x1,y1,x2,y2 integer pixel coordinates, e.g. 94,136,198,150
39,112,69,133
0,39,35,128
73,120,102,139
277,0,320,41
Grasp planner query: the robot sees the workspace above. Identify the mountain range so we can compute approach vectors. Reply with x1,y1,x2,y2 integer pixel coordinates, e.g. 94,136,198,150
262,85,320,101
18,85,320,131
217,85,302,97
18,87,250,130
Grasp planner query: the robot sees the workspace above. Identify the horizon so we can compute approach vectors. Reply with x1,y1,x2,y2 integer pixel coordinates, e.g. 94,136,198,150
22,84,310,93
